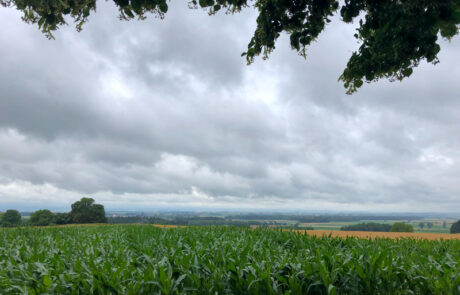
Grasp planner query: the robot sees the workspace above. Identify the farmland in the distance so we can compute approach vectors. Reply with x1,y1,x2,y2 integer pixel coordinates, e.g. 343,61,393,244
1,225,459,294
297,229,460,240
295,219,457,233
151,224,460,240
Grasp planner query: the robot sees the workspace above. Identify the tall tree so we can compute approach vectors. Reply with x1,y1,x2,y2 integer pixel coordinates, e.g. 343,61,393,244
70,198,107,224
1,209,22,227
1,0,459,93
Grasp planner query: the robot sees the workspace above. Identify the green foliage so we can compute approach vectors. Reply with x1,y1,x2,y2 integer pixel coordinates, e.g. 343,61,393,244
419,222,425,229
2,0,459,93
339,0,460,94
0,225,458,294
391,222,414,233
451,220,460,234
55,212,71,225
0,209,22,227
70,197,107,224
2,0,97,38
341,222,391,232
28,209,56,226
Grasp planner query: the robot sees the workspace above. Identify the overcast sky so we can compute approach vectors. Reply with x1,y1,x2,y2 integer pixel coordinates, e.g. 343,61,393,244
0,2,459,213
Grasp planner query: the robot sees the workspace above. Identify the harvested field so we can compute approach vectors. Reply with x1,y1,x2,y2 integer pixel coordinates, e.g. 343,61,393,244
296,229,460,240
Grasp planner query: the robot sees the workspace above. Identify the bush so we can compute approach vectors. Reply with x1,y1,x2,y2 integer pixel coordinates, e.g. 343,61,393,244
341,222,391,232
451,220,460,234
391,222,414,232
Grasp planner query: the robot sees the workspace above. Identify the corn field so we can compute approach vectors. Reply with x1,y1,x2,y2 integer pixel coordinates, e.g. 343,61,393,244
0,225,459,294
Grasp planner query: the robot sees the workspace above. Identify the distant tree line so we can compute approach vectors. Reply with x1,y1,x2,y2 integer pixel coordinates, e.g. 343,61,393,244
0,198,106,227
390,223,414,233
107,216,256,227
337,220,458,234
225,214,421,223
418,222,434,229
341,222,416,233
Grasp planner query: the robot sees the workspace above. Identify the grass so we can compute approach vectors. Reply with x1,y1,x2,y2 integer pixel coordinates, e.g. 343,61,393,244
1,225,459,294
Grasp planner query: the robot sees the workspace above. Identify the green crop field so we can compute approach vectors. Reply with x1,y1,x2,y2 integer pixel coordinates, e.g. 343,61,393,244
0,225,459,294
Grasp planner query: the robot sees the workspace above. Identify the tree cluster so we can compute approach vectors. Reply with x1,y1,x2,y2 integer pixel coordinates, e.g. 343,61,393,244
1,0,459,93
69,197,107,224
0,198,106,227
418,222,434,229
0,210,22,227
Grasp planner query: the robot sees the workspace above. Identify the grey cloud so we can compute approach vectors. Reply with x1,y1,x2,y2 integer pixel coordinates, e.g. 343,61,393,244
0,2,459,212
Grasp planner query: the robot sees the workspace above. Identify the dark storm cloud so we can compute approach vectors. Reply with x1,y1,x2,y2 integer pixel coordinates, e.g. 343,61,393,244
0,2,459,212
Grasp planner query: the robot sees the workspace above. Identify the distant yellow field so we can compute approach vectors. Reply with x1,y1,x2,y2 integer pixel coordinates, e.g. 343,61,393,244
152,224,184,228
295,230,460,240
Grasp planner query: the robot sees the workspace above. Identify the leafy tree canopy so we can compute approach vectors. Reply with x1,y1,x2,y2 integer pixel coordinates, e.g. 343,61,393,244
2,0,459,93
1,209,22,227
29,209,56,226
70,197,107,224
55,212,71,225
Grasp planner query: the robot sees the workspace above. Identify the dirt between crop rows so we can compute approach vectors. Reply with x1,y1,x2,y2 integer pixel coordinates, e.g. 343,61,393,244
294,230,460,240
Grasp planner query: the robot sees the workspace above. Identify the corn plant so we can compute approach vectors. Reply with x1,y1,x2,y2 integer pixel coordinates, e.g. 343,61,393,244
0,225,458,294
